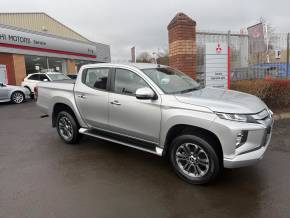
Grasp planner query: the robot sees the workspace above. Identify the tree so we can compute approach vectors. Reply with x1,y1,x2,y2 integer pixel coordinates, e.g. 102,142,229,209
259,17,275,50
136,49,169,64
136,52,153,63
157,49,169,65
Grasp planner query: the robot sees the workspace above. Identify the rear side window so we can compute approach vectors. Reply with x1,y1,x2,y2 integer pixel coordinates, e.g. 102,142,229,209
113,68,149,95
28,74,40,81
84,68,109,90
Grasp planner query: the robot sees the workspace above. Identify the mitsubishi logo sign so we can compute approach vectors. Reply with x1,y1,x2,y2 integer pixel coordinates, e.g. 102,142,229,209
216,43,222,54
206,42,229,89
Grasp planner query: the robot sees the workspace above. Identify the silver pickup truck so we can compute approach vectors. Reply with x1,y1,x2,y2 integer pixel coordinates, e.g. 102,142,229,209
36,63,273,184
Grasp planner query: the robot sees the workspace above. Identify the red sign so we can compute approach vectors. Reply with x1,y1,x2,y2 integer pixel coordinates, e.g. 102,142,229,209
216,43,222,54
247,23,266,53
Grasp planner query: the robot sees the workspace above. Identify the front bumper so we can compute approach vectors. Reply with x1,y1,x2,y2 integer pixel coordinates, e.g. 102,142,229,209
210,113,273,169
22,87,31,100
23,90,31,100
224,129,272,168
25,92,31,100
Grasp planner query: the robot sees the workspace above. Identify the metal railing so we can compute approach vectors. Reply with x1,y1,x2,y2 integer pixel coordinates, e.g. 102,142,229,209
196,30,290,85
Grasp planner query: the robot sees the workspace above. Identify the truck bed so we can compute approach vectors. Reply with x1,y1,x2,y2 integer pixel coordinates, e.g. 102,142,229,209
37,80,76,115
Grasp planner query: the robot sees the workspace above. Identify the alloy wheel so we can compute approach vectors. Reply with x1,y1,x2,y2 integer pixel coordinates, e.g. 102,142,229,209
12,92,24,103
175,143,210,178
58,116,74,141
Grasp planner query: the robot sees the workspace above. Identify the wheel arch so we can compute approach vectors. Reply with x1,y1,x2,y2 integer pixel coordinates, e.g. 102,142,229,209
163,124,223,165
52,103,79,128
23,86,32,93
10,90,25,101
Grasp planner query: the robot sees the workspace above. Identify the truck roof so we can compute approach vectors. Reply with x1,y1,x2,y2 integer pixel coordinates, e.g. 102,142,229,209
82,63,167,70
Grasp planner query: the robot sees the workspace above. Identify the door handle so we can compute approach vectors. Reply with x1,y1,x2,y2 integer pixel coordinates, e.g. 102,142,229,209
110,100,121,106
77,94,87,99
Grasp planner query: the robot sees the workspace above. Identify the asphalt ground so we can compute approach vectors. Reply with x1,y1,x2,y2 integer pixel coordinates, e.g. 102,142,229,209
0,101,289,218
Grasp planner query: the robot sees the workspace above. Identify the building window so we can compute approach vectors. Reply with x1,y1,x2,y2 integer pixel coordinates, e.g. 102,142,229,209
24,55,47,75
75,60,97,72
24,55,67,75
47,57,66,73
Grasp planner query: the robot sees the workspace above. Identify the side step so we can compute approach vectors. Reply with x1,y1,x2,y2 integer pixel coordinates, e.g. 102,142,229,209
79,128,164,156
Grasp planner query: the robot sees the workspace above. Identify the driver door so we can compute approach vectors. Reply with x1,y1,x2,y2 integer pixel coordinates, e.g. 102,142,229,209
108,68,161,144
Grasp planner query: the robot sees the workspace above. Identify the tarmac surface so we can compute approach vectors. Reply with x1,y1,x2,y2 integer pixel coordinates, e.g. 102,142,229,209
0,101,289,218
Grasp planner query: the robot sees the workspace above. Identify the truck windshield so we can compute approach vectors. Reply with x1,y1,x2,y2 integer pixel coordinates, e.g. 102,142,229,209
142,67,200,94
48,74,71,81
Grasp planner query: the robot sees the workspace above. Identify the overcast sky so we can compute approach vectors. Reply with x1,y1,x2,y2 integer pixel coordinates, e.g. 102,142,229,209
1,0,290,61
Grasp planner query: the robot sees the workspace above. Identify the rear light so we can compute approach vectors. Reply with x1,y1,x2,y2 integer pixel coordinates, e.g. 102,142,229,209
34,86,38,101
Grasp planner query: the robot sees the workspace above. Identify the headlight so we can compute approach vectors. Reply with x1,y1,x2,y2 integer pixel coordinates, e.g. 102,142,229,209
216,112,257,123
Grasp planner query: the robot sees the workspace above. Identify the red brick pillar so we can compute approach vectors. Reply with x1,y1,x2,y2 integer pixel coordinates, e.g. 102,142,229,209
168,13,196,79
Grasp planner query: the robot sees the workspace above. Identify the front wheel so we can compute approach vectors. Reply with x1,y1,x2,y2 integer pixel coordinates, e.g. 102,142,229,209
169,134,221,185
11,91,25,104
56,111,80,144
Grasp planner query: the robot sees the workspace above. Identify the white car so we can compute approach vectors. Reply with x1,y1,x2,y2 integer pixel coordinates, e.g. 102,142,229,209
21,72,71,95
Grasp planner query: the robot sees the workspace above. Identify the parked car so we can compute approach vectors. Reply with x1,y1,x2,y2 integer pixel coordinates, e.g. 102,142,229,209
36,63,274,184
21,72,71,96
0,82,30,104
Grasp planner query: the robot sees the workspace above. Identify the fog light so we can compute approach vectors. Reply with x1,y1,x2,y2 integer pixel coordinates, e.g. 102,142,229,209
236,130,248,148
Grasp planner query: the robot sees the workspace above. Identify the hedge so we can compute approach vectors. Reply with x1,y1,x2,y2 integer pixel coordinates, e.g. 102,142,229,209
231,78,290,110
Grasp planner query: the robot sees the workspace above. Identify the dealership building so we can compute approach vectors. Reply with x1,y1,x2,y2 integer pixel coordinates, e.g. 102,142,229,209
0,12,110,85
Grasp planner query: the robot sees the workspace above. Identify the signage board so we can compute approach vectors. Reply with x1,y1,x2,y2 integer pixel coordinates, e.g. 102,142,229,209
247,23,266,54
205,43,228,89
0,25,109,62
275,49,281,59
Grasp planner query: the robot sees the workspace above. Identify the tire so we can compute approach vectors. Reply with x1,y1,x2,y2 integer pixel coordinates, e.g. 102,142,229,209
169,134,221,185
30,93,35,100
11,91,25,104
56,111,80,144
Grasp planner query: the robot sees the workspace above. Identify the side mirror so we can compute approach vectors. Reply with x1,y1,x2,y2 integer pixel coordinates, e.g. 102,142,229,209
135,87,156,100
43,79,48,82
0,82,5,87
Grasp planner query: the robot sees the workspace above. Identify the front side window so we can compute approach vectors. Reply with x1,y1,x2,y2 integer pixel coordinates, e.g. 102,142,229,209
142,67,200,94
114,68,149,95
84,68,109,90
28,74,40,81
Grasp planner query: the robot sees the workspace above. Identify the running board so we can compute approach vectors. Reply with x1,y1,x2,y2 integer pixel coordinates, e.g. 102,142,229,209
79,128,163,156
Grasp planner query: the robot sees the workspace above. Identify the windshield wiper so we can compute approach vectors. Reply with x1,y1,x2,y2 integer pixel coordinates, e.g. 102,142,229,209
179,87,199,94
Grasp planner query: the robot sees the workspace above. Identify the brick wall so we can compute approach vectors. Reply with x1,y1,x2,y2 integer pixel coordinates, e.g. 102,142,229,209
0,53,26,85
13,54,26,85
168,13,196,79
0,53,15,84
67,59,76,74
